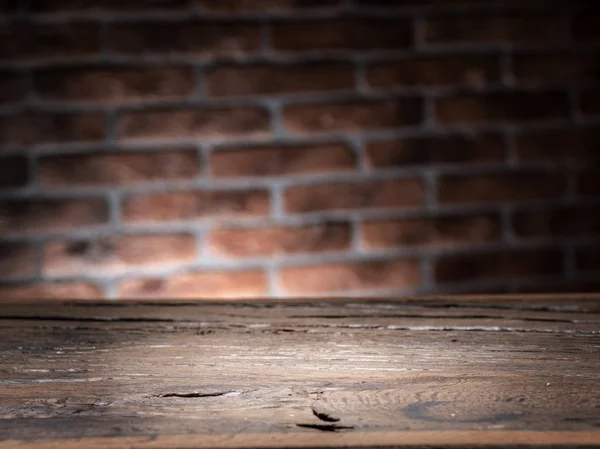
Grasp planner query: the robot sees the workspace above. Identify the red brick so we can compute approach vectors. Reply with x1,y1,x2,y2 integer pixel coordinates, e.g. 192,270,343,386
578,171,600,197
280,258,420,294
513,206,600,238
123,189,270,223
0,72,27,105
513,52,600,84
0,198,108,235
109,22,261,57
0,282,103,300
367,133,504,168
43,233,196,276
39,150,200,187
118,106,269,142
0,156,28,188
30,0,189,13
424,14,568,44
272,18,412,52
197,0,343,12
211,143,355,178
285,178,423,213
573,12,600,41
119,269,267,299
576,246,600,272
35,67,194,103
435,91,570,125
580,89,600,117
283,98,422,134
208,222,351,258
0,23,100,61
435,248,563,283
205,62,354,97
438,171,566,205
0,112,106,147
0,243,36,278
362,213,501,249
516,128,600,163
366,55,499,89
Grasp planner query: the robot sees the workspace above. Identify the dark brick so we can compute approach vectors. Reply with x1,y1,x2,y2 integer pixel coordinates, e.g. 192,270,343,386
109,22,261,57
0,23,100,61
576,245,600,272
0,112,106,147
362,213,501,249
283,98,423,133
0,156,28,188
197,0,343,13
0,1,19,15
580,89,600,117
435,248,564,283
0,72,27,105
573,12,600,41
358,0,495,4
438,171,566,204
0,242,36,278
0,198,109,235
513,51,600,84
513,205,600,238
578,171,600,197
367,55,500,89
516,128,600,163
35,66,194,103
367,133,505,168
425,14,569,44
517,279,600,294
272,18,412,52
30,0,189,12
205,62,354,97
435,91,570,125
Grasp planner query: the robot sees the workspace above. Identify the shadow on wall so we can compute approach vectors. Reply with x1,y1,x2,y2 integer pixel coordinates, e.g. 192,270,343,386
0,0,599,300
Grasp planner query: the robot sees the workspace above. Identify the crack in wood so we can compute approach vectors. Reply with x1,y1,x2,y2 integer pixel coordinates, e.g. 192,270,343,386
311,404,340,422
153,391,233,398
296,423,354,432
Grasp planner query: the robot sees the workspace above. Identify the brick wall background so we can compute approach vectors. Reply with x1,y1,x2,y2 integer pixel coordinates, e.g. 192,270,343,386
0,0,599,300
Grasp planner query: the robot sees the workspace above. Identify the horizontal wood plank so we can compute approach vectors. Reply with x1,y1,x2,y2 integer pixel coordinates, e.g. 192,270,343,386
1,295,599,448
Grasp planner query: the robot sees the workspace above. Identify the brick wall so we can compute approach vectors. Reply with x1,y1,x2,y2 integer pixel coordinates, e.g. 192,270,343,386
1,0,599,300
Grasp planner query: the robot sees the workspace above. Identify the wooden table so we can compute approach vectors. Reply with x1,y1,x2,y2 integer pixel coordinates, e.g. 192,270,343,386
1,295,599,448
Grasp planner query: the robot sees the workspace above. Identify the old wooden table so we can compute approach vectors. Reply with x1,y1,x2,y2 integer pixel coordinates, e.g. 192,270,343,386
1,295,599,448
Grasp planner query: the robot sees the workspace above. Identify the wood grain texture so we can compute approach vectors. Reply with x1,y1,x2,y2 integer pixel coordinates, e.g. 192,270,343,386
0,295,599,448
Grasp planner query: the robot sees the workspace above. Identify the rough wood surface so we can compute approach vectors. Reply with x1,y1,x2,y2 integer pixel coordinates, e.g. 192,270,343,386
1,295,599,448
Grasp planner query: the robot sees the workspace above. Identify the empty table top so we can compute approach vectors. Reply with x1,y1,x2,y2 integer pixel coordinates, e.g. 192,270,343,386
1,294,599,448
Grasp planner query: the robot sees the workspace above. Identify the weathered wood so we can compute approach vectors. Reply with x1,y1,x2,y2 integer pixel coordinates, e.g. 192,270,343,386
1,295,599,448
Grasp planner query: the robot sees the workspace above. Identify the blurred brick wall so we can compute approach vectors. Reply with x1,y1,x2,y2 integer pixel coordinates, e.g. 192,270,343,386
0,0,599,300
